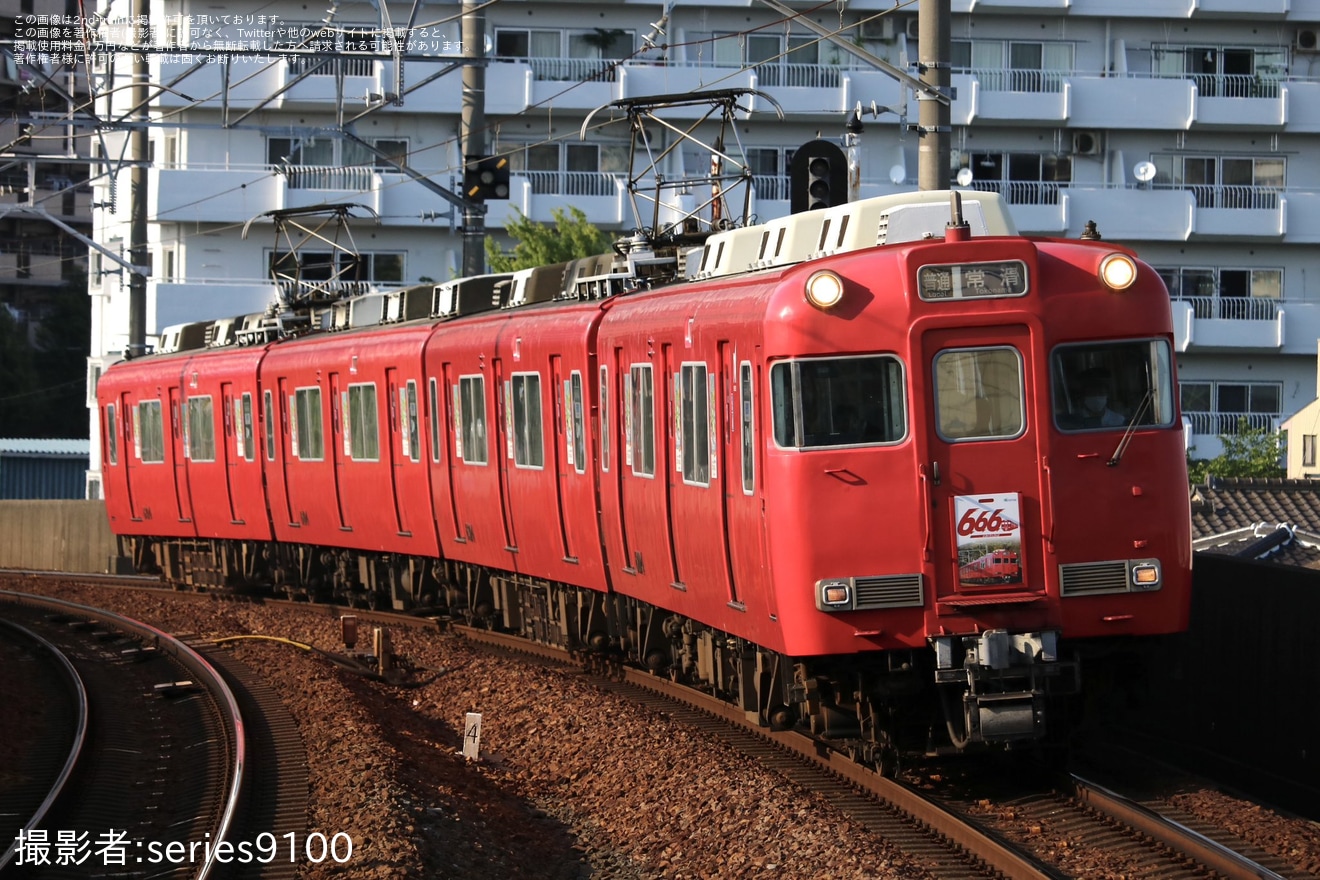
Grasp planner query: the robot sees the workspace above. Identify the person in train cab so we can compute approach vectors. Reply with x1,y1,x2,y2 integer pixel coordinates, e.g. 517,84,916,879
1076,370,1125,428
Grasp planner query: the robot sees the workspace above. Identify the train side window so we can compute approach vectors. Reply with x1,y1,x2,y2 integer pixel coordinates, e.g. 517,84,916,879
263,390,276,461
294,387,324,461
629,364,655,477
511,373,544,469
404,380,420,463
1051,339,1175,432
104,404,118,465
770,356,906,449
679,363,710,486
428,378,441,463
599,366,609,472
740,362,754,493
934,348,1024,441
457,375,487,465
186,396,216,462
136,399,165,463
347,383,379,461
240,393,255,462
569,371,586,475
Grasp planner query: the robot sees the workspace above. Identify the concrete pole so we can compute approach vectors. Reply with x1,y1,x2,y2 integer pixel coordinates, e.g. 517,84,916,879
460,0,486,277
917,0,951,192
128,0,149,356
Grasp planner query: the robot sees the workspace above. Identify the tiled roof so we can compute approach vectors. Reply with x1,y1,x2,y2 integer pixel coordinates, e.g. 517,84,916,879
1191,477,1320,569
0,438,91,457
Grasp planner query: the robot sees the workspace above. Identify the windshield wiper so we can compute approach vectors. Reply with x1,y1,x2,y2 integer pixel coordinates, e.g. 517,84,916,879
1107,389,1154,467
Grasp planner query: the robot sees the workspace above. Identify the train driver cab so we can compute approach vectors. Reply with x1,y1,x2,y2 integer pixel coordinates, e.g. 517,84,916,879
1051,341,1177,433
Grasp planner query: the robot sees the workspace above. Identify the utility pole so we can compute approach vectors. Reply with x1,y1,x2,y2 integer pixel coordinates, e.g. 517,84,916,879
917,0,952,191
128,0,149,357
460,0,486,277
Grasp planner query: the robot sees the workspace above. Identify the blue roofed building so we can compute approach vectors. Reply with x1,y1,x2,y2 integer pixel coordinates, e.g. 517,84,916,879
0,439,92,499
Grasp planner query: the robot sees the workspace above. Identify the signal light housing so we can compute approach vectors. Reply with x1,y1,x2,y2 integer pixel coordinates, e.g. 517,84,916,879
790,139,847,214
464,155,511,201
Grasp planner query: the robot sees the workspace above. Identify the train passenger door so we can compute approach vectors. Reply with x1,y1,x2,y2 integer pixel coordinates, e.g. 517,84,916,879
550,356,575,562
385,368,413,537
329,372,351,531
275,379,297,527
493,358,518,551
919,325,1042,610
219,382,240,523
168,386,193,523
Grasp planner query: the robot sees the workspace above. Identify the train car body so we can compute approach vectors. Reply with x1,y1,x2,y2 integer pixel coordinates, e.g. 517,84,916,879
97,189,1192,762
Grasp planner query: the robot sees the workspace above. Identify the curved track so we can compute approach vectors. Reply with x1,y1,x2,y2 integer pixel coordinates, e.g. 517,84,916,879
0,590,245,880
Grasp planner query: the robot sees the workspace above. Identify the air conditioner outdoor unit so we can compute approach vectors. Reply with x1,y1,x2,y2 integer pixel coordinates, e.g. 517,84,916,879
905,18,921,40
859,17,895,41
1072,130,1101,156
1296,28,1319,52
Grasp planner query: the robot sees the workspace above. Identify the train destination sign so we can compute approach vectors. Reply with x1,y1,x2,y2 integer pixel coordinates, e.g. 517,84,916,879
917,260,1029,301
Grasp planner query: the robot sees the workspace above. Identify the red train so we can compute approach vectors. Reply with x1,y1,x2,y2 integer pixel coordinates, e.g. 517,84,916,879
959,549,1022,586
97,190,1192,766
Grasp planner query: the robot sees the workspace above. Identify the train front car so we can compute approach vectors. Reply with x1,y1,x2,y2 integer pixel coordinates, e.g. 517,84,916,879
762,204,1192,760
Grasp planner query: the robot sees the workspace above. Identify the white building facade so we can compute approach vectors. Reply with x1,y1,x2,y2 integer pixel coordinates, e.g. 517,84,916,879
83,0,1320,496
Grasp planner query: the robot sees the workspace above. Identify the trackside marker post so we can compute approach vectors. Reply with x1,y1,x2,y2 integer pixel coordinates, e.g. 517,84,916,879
463,712,482,761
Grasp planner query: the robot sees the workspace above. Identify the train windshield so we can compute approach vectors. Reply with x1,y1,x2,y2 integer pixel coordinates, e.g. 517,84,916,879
770,355,906,448
1051,339,1175,432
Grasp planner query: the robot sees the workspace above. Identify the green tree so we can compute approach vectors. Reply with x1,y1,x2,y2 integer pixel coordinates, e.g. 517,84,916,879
1187,419,1285,483
486,206,613,273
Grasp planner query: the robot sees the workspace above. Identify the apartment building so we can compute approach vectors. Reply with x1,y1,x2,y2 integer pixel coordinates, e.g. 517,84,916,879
78,0,1320,496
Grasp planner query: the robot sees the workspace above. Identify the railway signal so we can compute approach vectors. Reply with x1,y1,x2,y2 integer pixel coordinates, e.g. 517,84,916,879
790,139,847,213
464,155,510,201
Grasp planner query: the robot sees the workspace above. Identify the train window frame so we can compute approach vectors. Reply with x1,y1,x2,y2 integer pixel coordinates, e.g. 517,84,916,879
568,371,586,475
770,355,908,450
239,393,255,462
457,375,488,466
932,347,1026,442
263,390,276,461
135,399,165,463
740,362,755,494
599,366,610,472
1051,338,1176,433
294,386,325,461
510,372,545,470
185,395,216,462
347,383,380,462
629,363,656,478
678,362,711,487
404,380,420,463
104,403,118,466
428,378,441,463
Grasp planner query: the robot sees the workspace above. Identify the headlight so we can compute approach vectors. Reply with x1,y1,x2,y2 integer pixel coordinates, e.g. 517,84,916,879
1099,253,1137,290
805,270,845,309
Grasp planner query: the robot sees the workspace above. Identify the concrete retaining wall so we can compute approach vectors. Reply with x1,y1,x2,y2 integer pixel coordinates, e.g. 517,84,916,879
0,500,117,573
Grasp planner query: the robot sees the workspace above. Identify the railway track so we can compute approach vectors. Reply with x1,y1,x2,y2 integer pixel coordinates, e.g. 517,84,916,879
5,571,1310,878
0,590,245,879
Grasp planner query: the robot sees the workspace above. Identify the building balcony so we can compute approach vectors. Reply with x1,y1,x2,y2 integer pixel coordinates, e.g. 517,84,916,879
1169,296,1320,356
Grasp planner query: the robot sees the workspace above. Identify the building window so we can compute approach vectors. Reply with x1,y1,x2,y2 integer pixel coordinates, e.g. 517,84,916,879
1155,266,1282,320
1304,435,1317,468
510,373,544,469
136,400,165,463
293,387,324,461
951,39,1074,92
740,362,755,494
1180,380,1281,435
1150,154,1284,209
494,27,633,81
678,363,710,486
953,150,1071,204
186,396,215,462
348,383,379,461
500,142,629,196
771,355,906,448
627,364,655,477
1151,44,1286,97
457,375,487,465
